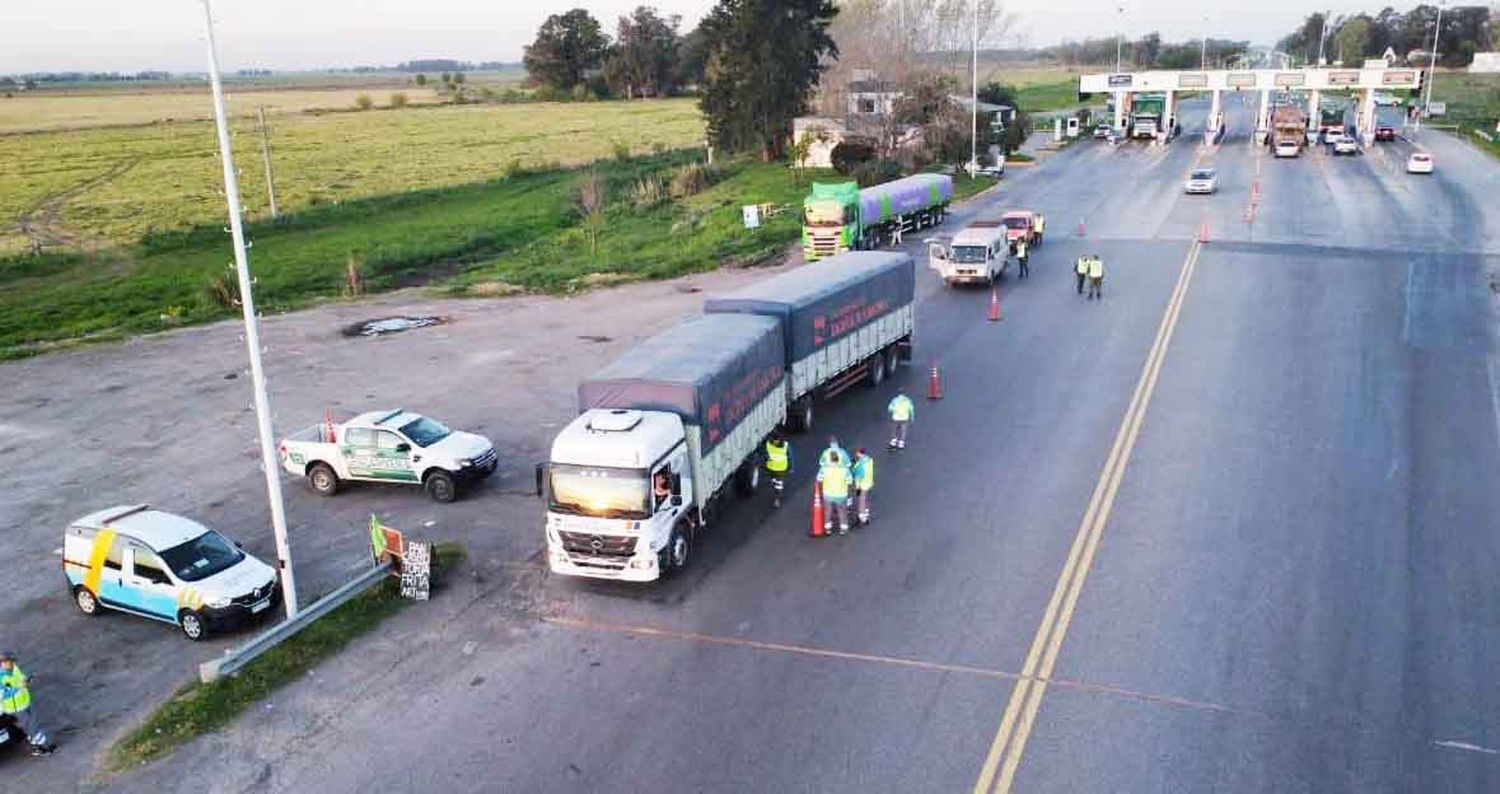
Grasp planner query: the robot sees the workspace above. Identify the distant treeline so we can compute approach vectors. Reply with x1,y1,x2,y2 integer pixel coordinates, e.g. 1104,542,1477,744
3,71,172,85
1034,37,1252,69
1278,6,1494,68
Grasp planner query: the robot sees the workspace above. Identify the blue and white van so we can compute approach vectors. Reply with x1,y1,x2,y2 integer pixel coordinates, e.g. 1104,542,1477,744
62,505,279,640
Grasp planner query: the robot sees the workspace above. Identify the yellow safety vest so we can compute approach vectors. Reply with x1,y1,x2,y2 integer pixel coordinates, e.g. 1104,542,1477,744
1088,258,1104,278
889,396,913,422
1,665,32,713
1075,257,1089,274
820,465,851,499
765,440,789,473
1016,241,1028,259
853,455,874,490
1036,215,1045,233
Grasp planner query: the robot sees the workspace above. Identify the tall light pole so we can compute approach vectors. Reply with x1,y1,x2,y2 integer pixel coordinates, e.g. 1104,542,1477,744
1316,10,1329,66
1115,2,1125,72
1417,1,1445,133
969,0,978,175
1200,16,1209,69
199,0,300,620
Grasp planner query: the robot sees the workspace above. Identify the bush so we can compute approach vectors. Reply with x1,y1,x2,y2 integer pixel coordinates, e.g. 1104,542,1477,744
388,92,408,109
668,162,722,198
850,158,902,187
534,84,563,103
611,140,632,161
831,139,877,175
354,94,374,111
571,83,595,102
632,174,668,206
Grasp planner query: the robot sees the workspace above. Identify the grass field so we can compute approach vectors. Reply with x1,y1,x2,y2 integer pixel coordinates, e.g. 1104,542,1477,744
0,97,706,254
0,87,449,133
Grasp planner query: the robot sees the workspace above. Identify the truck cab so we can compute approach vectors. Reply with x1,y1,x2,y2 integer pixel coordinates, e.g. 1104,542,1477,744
545,409,695,581
802,183,859,260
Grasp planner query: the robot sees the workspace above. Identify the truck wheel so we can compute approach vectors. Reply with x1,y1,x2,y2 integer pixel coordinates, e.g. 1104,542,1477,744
178,609,207,641
883,347,899,378
866,354,885,387
73,585,99,616
425,471,457,503
792,398,815,433
661,525,690,576
308,463,340,496
734,461,761,497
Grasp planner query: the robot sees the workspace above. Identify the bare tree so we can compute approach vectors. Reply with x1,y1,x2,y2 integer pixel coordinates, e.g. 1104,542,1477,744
576,169,607,256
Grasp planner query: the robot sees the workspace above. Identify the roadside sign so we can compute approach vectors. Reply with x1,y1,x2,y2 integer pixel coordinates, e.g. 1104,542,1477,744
1107,74,1132,88
1426,101,1446,117
741,204,761,229
400,540,431,601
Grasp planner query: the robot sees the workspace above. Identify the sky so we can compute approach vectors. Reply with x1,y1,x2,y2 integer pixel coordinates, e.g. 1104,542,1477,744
0,1,1410,74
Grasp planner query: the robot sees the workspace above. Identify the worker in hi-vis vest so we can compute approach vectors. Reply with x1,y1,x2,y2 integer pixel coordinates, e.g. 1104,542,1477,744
817,451,854,535
852,448,875,526
887,392,914,450
764,433,791,508
1075,255,1089,295
1087,255,1105,301
1,651,53,756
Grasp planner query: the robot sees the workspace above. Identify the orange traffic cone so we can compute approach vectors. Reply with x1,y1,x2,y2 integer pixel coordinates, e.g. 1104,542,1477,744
927,363,943,400
1076,218,1087,237
988,286,1002,322
809,481,826,537
1197,221,1210,243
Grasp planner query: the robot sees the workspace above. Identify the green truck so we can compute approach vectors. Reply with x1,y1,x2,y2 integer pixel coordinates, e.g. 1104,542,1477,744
801,174,953,261
1130,94,1167,139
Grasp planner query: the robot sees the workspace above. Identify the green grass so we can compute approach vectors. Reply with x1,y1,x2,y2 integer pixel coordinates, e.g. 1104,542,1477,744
1014,79,1084,113
107,543,464,772
1431,72,1500,124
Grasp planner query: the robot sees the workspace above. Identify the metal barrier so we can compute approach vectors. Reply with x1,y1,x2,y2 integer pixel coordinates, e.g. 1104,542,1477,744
199,562,392,683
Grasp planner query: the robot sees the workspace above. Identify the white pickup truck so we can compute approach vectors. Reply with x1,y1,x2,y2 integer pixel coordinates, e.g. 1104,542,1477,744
278,409,497,502
927,219,1010,286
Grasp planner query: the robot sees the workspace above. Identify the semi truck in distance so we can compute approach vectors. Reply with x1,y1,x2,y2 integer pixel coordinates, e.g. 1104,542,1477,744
543,251,915,582
802,174,952,260
1130,94,1167,139
1271,105,1308,157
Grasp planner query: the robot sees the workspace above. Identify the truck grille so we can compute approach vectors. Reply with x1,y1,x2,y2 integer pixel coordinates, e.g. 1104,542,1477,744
809,236,841,259
559,531,637,559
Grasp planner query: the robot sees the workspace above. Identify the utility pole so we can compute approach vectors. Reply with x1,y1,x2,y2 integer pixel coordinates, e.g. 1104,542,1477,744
1417,1,1445,133
970,0,978,176
1115,2,1125,72
256,105,279,219
199,0,299,619
1316,10,1329,66
1200,15,1209,69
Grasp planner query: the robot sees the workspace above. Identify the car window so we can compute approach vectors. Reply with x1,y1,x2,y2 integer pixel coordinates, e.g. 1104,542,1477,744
103,535,126,571
376,431,406,451
133,547,173,585
345,427,376,447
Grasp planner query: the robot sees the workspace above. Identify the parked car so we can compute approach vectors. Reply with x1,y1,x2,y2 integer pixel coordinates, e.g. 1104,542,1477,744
1183,168,1218,194
1093,123,1111,139
279,409,497,502
63,505,280,640
1373,92,1403,107
1406,152,1435,174
1374,126,1397,142
1274,139,1302,158
1333,137,1360,155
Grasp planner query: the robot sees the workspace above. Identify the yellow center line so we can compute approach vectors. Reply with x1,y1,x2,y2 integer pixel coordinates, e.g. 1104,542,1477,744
974,240,1205,794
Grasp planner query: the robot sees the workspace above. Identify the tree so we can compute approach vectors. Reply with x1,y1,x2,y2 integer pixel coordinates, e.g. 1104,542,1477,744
414,73,428,86
453,72,466,85
699,0,839,161
604,6,681,98
675,25,710,88
1334,16,1372,64
524,9,610,90
1132,32,1162,67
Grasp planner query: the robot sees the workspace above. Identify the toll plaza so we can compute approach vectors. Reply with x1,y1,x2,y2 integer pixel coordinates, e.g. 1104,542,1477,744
1078,67,1423,146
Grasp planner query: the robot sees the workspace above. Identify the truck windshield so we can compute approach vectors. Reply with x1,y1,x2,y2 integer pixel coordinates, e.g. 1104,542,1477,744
548,464,650,519
399,416,452,447
159,531,246,583
804,202,845,228
951,245,988,263
1002,217,1028,230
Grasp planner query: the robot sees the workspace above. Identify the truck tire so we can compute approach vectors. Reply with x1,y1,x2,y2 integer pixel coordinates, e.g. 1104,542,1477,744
178,609,207,641
308,463,340,496
734,461,761,497
660,524,690,577
425,470,457,503
883,347,899,378
792,398,815,433
866,354,885,387
73,585,99,616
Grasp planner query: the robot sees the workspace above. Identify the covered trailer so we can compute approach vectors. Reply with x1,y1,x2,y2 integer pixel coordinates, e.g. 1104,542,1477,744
802,174,952,260
703,250,916,431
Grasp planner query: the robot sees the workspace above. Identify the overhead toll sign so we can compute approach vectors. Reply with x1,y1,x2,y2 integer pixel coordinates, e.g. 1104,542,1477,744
1078,67,1422,94
1228,73,1257,88
1177,73,1208,89
1108,74,1132,88
1275,72,1306,87
1382,70,1417,86
1328,70,1360,86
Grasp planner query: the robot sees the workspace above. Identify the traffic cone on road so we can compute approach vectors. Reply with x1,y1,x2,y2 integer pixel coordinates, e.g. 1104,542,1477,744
809,481,826,538
988,286,1002,322
927,363,943,400
1076,217,1087,237
1197,221,1210,243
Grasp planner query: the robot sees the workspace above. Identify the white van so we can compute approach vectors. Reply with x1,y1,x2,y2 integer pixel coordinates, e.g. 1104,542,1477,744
62,505,279,640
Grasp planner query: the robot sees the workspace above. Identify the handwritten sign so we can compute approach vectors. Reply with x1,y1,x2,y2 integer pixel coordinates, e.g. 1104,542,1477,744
399,540,431,601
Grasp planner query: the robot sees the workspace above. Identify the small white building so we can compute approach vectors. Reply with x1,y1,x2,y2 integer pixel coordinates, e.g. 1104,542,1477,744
848,78,903,117
1471,52,1500,73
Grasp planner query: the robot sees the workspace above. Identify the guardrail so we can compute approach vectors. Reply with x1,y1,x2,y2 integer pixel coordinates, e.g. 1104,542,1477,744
199,561,392,683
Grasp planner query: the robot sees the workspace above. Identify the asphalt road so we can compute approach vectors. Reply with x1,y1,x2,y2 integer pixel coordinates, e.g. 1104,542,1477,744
14,96,1500,792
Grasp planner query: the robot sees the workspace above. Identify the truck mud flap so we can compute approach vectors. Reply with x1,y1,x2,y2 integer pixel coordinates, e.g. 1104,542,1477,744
898,337,914,362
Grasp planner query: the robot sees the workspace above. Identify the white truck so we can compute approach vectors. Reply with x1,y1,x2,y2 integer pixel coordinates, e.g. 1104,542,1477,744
543,251,916,582
927,219,1010,286
279,409,497,502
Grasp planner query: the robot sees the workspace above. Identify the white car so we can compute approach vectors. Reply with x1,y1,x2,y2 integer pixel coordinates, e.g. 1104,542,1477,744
1373,92,1403,107
1333,137,1360,156
1406,152,1434,174
1183,168,1218,194
1274,140,1302,158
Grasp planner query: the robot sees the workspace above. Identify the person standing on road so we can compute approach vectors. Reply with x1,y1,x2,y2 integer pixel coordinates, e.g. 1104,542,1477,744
1087,255,1105,300
1034,214,1045,245
765,433,791,508
887,392,914,450
1075,255,1089,294
1015,238,1030,279
851,448,875,526
817,451,853,535
1,652,54,757
819,436,849,469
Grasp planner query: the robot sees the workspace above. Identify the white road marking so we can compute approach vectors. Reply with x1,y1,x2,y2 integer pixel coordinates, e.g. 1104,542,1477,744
1433,739,1500,755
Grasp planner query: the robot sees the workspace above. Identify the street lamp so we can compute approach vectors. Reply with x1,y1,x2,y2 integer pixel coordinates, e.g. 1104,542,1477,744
1200,15,1209,70
198,0,300,619
1417,1,1446,133
1316,10,1329,66
1115,2,1126,72
969,0,978,176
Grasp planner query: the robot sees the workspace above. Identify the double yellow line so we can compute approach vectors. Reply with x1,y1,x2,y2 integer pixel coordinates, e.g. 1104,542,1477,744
974,239,1205,793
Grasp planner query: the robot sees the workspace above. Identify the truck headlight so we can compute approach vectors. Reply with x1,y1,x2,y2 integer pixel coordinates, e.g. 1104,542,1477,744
205,595,232,609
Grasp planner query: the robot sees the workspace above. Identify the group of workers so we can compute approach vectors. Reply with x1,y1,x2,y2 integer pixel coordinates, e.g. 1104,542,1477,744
2,650,53,758
763,392,915,535
1074,255,1106,300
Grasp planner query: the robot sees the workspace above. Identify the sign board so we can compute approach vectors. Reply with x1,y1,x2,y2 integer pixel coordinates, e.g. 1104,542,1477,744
399,540,432,601
1382,70,1417,86
1275,72,1306,87
741,204,761,230
1107,74,1132,88
1227,73,1257,88
1427,101,1447,117
1177,73,1208,89
1327,71,1360,86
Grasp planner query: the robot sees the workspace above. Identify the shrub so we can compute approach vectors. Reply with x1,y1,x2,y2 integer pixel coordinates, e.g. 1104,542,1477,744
354,94,374,111
831,139,877,175
611,139,632,161
204,272,239,310
570,83,594,102
388,92,408,109
850,158,902,187
668,162,722,198
533,84,563,103
632,174,667,207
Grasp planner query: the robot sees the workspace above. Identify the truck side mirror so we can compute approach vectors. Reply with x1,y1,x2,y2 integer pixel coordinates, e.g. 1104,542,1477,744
671,495,683,507
671,473,682,494
534,463,546,497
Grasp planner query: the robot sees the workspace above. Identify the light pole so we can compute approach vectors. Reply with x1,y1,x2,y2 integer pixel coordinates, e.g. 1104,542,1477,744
1316,10,1329,66
199,0,300,620
1200,16,1209,70
1115,2,1125,72
1417,1,1445,133
969,0,978,175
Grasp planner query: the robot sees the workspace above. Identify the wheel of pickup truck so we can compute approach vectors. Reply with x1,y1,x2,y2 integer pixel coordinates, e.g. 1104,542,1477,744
178,609,207,641
734,461,761,497
866,354,885,387
792,398,815,433
308,462,340,496
425,470,457,503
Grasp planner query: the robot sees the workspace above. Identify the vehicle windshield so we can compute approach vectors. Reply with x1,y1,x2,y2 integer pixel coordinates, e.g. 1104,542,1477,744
951,245,989,263
1002,216,1028,230
548,464,651,520
804,202,846,228
159,531,246,583
399,416,452,447
1190,170,1215,180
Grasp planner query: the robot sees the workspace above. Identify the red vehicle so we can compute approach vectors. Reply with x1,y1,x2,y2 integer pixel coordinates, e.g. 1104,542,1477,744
1000,210,1046,251
1375,126,1397,142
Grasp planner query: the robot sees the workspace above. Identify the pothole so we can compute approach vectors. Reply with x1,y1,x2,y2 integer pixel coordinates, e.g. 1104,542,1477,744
343,316,448,338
